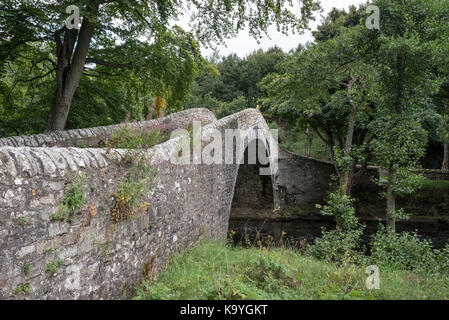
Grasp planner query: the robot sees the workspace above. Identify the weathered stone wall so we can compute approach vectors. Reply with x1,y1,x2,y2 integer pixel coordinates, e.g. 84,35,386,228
273,150,336,209
0,108,226,300
0,107,352,299
232,163,274,210
0,108,216,148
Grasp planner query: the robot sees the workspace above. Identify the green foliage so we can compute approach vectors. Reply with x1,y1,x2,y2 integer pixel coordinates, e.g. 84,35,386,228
310,192,368,265
0,0,320,133
134,240,449,300
355,179,449,218
257,0,449,203
107,117,168,149
43,247,55,255
22,263,33,276
316,193,359,231
308,228,365,265
14,283,31,296
370,225,449,274
312,5,366,42
111,127,159,222
271,121,329,160
17,215,29,226
64,173,89,213
52,173,89,223
393,169,425,197
51,203,69,222
185,47,287,117
45,259,64,274
371,116,428,172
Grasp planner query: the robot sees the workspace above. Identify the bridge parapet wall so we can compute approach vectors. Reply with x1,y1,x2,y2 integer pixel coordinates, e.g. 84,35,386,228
0,108,223,299
0,108,341,299
0,108,216,148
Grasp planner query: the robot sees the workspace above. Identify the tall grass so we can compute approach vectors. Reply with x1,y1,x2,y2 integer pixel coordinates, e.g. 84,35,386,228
134,240,449,300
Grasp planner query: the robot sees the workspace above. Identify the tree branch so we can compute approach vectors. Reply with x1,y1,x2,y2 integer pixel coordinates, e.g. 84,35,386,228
85,58,136,70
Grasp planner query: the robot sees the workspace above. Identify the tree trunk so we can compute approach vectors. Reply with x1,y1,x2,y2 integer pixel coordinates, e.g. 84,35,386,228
442,143,449,171
44,4,99,132
345,162,357,196
306,127,313,157
340,76,358,196
386,168,397,233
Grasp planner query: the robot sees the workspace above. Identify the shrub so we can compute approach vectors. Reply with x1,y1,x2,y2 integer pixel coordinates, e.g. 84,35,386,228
435,244,449,273
370,225,449,274
316,192,359,231
308,227,365,265
310,192,366,265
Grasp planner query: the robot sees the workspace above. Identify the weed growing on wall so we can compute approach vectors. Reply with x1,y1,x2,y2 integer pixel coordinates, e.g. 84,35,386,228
22,263,33,276
45,259,65,275
14,283,31,296
107,116,168,150
185,119,212,151
43,247,54,255
107,115,168,223
51,173,89,223
17,215,29,226
111,146,160,223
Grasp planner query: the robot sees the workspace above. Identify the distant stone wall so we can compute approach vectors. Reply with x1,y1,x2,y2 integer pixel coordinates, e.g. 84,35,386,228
273,150,335,209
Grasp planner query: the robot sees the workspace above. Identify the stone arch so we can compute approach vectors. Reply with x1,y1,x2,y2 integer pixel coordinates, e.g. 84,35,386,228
230,137,275,219
204,109,281,222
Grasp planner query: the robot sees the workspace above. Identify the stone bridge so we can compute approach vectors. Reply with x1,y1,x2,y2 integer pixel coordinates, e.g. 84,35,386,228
0,108,339,299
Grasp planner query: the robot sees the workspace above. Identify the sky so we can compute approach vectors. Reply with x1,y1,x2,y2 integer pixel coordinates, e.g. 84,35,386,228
185,0,368,58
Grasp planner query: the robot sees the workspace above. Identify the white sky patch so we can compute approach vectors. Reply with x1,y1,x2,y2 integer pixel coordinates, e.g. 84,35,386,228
174,0,367,58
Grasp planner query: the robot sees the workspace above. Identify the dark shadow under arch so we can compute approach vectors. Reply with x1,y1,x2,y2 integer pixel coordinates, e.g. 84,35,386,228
230,138,274,219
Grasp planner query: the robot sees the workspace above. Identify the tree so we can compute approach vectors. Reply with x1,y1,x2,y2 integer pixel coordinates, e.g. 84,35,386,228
0,0,320,132
259,0,449,232
433,68,449,171
259,24,378,196
185,47,287,117
363,0,449,232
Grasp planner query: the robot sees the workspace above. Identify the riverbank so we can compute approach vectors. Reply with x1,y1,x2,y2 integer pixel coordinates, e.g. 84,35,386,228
134,241,449,300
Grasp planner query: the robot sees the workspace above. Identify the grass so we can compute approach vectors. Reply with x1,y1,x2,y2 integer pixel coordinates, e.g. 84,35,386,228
134,240,449,300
